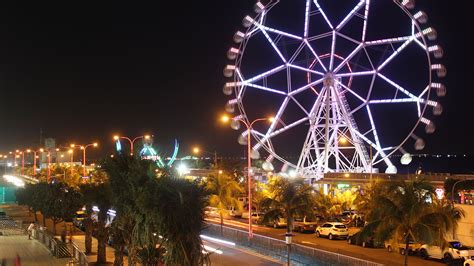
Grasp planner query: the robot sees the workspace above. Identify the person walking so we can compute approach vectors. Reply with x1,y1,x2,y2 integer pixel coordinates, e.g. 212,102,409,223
27,223,35,240
14,253,21,266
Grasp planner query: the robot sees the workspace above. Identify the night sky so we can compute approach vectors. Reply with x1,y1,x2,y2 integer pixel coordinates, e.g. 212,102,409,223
0,1,472,164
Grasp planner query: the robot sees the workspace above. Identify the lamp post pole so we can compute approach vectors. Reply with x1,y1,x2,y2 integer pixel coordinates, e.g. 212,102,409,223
81,143,98,178
451,179,470,203
114,135,151,156
233,117,270,239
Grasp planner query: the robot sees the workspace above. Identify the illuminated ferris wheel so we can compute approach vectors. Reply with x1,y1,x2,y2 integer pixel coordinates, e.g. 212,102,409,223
222,0,446,178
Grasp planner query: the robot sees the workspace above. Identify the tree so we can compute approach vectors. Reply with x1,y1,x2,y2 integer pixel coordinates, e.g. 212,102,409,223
206,173,243,235
261,177,314,234
361,179,465,266
40,182,82,235
154,176,208,266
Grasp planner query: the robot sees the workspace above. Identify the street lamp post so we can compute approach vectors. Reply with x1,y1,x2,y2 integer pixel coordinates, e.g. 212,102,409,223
39,148,52,183
74,143,98,178
113,135,151,156
222,115,272,239
19,149,32,176
451,179,473,203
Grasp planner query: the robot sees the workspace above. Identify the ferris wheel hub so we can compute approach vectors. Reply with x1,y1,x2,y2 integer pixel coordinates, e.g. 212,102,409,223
323,72,336,88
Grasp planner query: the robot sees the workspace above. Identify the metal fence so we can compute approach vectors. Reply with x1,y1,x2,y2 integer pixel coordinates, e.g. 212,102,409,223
203,223,383,266
0,218,24,235
32,226,88,266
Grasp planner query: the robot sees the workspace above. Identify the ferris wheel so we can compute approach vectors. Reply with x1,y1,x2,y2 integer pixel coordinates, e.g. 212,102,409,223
222,0,446,179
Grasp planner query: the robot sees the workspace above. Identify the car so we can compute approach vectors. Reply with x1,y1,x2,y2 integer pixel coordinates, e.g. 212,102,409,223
0,211,8,220
293,216,319,233
241,212,264,224
204,207,219,218
465,259,474,266
315,222,349,240
264,217,287,228
385,240,421,255
419,241,474,263
347,230,383,248
72,211,88,230
227,206,242,218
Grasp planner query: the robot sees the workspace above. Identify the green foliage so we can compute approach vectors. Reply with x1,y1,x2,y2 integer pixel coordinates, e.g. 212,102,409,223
360,179,465,266
261,177,315,232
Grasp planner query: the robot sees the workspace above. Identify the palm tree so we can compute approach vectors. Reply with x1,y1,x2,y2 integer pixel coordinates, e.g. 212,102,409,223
261,177,314,234
361,179,465,266
154,176,208,266
206,173,243,235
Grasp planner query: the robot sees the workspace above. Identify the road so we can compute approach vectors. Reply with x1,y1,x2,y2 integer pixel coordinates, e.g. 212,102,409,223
206,216,447,266
203,238,283,266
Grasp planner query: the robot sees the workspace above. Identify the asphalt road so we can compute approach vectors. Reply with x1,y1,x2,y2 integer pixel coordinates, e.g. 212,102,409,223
206,216,448,266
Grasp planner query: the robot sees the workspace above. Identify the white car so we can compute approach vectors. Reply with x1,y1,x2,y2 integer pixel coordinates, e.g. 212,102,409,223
465,259,474,266
420,241,474,263
315,222,349,240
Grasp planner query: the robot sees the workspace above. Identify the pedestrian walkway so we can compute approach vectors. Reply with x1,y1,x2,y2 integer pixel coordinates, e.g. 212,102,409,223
0,234,69,266
71,234,127,265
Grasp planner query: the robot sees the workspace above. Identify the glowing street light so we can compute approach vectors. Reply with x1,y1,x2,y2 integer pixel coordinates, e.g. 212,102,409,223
221,114,273,238
72,143,98,178
113,134,151,156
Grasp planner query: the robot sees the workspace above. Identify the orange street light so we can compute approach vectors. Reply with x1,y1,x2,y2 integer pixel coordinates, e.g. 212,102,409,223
192,146,218,167
113,134,151,156
221,115,273,238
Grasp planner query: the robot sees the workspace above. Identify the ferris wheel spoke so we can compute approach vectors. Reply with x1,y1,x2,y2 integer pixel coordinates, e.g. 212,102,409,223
377,73,418,99
288,77,324,96
304,0,311,38
333,42,364,73
304,40,328,72
365,105,393,167
335,70,375,78
362,0,370,42
287,64,325,77
365,35,413,46
329,31,336,70
260,25,304,41
313,0,334,30
268,117,309,139
290,96,310,116
243,83,288,96
244,65,286,84
377,38,414,71
335,0,365,31
257,97,291,146
335,80,368,104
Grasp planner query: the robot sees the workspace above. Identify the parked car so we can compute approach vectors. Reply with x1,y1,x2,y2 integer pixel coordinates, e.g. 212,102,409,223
315,222,349,240
293,216,319,233
263,217,287,228
204,207,219,218
419,241,474,263
465,258,474,266
0,211,8,220
385,240,421,255
72,211,88,231
347,230,383,248
227,206,242,218
241,212,264,224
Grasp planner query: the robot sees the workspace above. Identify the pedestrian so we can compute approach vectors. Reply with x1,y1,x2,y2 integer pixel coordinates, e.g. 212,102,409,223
61,229,67,243
27,223,35,240
14,253,21,266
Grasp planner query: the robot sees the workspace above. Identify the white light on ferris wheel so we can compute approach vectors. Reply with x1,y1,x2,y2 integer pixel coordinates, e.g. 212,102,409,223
221,1,444,177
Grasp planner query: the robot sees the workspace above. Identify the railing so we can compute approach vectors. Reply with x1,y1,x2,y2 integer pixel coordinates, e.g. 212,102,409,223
203,223,383,266
69,242,89,266
32,226,88,265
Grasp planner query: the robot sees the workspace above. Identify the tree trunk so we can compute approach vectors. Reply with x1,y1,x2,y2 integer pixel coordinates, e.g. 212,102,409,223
404,235,409,266
113,245,124,266
220,213,224,236
33,211,38,222
85,218,93,254
42,215,46,227
52,220,57,235
97,214,108,264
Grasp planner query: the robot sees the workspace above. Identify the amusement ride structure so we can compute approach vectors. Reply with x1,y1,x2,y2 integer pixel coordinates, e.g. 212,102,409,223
222,0,446,179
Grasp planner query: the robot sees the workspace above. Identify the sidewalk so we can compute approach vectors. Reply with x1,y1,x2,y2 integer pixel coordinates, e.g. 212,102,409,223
0,234,70,266
71,234,128,265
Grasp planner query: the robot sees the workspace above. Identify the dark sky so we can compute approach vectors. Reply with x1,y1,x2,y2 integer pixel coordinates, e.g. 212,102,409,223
0,1,472,162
